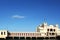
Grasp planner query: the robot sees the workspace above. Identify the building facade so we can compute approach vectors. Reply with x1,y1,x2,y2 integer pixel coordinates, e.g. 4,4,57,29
0,22,60,38
0,30,8,38
36,22,60,37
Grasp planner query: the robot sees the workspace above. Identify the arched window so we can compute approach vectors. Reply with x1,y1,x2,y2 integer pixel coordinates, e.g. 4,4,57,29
47,29,49,31
1,32,3,35
54,29,55,31
4,32,6,35
52,33,55,35
50,29,53,31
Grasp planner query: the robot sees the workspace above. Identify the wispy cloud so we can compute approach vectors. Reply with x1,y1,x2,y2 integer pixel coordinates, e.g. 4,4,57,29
12,15,25,19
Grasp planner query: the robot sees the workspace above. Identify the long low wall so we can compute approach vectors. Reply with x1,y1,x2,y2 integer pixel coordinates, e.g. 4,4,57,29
8,32,57,38
8,32,42,37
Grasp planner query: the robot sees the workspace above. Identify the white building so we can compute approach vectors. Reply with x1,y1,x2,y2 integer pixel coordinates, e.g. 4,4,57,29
0,22,60,38
36,22,60,37
0,30,8,38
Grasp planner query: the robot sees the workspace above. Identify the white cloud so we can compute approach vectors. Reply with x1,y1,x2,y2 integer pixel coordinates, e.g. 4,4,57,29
12,15,25,19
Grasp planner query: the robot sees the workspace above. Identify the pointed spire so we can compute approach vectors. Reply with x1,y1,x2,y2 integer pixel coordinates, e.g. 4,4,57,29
43,22,47,26
44,16,47,23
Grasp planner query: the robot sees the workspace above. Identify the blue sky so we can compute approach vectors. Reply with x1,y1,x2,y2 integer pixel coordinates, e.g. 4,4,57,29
0,0,60,32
